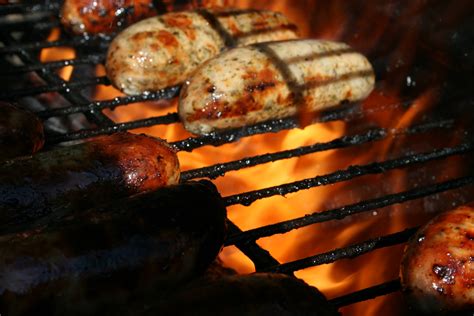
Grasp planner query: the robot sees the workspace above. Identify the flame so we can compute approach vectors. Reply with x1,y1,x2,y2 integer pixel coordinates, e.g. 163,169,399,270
40,1,472,315
40,28,75,81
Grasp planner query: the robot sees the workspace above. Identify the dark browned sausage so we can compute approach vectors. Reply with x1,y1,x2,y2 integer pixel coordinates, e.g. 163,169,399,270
0,102,44,161
133,273,339,316
0,132,179,234
60,0,222,35
401,205,474,315
0,180,227,316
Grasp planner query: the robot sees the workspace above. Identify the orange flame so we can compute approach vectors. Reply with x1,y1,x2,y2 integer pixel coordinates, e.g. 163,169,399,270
38,1,472,315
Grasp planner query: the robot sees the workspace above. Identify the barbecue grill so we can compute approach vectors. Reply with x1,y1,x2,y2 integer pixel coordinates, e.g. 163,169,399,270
1,1,473,315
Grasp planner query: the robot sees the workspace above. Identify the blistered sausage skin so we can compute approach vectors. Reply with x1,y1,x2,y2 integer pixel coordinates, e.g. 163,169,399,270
0,102,44,161
106,9,298,95
0,132,179,234
0,181,227,316
401,205,474,315
179,39,375,135
60,0,223,35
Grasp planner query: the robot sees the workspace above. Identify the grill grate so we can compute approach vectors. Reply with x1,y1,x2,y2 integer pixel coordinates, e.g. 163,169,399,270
1,1,473,312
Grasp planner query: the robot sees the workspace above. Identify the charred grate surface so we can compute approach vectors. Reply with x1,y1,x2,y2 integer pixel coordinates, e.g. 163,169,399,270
222,143,473,206
1,2,473,311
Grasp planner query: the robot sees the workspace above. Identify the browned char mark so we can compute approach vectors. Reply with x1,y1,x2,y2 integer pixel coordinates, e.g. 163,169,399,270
252,42,373,124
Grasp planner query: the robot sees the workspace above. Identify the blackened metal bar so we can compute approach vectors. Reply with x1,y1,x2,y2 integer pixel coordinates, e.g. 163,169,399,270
181,129,387,181
0,36,111,54
0,54,105,75
226,220,281,272
329,279,401,308
37,85,181,118
0,2,60,15
223,143,474,206
225,176,474,245
0,76,109,99
45,114,180,144
0,19,59,32
263,227,418,274
172,103,361,151
0,32,113,126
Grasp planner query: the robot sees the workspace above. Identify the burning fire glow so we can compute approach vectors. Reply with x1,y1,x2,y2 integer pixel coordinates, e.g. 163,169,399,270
41,1,472,315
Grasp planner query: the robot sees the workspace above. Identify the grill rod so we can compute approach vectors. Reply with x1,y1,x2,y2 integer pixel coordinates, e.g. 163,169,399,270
329,279,402,308
223,143,473,206
226,176,474,245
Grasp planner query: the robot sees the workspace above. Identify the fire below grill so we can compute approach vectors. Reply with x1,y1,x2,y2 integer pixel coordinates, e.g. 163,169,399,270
0,1,473,315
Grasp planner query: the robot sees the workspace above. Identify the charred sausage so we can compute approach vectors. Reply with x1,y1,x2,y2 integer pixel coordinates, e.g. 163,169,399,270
0,132,179,234
179,39,375,135
0,102,44,161
132,273,339,316
106,8,298,95
401,205,474,315
60,0,222,35
0,180,227,316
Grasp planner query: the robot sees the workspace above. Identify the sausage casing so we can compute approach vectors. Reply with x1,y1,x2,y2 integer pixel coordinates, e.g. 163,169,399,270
0,102,44,161
133,273,339,316
0,132,179,234
179,39,375,135
0,180,227,316
106,8,298,95
60,0,223,35
401,205,474,315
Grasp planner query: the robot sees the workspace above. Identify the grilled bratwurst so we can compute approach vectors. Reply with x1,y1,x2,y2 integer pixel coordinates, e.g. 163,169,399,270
60,0,222,35
0,102,44,161
179,39,375,135
0,132,179,234
106,8,298,95
401,205,474,315
135,273,339,316
0,181,227,316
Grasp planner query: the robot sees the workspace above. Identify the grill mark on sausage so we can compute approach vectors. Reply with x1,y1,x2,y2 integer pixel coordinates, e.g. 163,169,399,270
196,9,237,49
251,42,306,123
234,24,298,40
284,47,356,64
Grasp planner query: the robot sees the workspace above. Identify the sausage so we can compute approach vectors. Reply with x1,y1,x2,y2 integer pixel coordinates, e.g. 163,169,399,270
60,0,222,35
132,273,339,316
0,180,227,316
400,205,474,315
179,39,375,135
0,102,44,161
106,8,299,95
0,132,179,234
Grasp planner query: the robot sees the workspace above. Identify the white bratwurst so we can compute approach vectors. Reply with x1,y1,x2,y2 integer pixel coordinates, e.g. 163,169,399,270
179,39,375,135
106,9,298,95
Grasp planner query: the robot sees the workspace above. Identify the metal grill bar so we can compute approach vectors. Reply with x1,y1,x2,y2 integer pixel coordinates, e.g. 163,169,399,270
263,227,418,274
181,129,387,181
225,176,474,245
180,120,455,181
0,2,60,15
46,114,179,144
0,76,109,99
223,143,473,206
329,279,401,308
1,54,105,75
226,221,281,271
37,85,181,118
0,32,113,126
0,36,111,54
